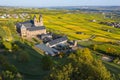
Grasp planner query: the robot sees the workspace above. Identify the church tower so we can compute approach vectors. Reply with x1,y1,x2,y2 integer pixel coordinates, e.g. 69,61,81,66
39,14,43,26
34,15,37,23
34,15,38,26
33,15,43,27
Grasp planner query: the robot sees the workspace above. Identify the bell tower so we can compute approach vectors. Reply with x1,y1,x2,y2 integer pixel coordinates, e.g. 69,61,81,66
33,15,44,26
39,14,43,26
34,15,37,23
34,15,38,26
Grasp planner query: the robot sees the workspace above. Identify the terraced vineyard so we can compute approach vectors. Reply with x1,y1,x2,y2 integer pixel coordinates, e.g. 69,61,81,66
42,13,120,42
0,9,120,79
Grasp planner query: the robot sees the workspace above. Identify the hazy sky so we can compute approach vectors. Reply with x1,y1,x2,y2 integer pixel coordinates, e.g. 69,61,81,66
0,0,120,7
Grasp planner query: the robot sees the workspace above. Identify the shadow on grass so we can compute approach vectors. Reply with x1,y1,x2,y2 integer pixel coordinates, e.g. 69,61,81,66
11,41,48,80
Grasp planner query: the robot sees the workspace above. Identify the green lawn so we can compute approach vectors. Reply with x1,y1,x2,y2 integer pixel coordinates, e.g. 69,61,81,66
6,44,47,80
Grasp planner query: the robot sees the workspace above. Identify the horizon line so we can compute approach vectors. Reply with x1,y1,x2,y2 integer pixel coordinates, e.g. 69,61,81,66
0,5,120,8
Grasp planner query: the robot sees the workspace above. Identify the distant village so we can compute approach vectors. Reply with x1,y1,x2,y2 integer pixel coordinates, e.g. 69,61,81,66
0,13,30,19
100,22,120,28
16,14,79,56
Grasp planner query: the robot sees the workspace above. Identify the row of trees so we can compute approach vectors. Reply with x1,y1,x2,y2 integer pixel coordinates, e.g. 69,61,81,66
0,41,20,52
92,44,120,57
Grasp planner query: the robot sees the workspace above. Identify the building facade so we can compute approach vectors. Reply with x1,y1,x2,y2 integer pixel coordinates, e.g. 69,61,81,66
46,37,68,47
16,15,46,37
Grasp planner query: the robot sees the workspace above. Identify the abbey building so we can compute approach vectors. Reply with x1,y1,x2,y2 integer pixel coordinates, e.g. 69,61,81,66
16,15,46,37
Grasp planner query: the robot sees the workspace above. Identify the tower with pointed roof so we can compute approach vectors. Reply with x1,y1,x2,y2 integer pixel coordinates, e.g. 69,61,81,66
34,15,37,23
39,14,43,26
34,15,43,26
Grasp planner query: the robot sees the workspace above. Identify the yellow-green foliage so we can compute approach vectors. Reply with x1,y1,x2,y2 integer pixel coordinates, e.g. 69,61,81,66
3,41,12,50
35,13,120,42
2,26,13,41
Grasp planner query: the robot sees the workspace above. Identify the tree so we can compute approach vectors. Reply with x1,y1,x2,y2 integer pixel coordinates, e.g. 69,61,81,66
2,70,15,80
12,44,20,52
76,48,93,62
1,70,22,80
3,41,12,51
113,58,119,64
4,65,18,74
15,73,23,80
93,44,97,51
45,48,112,80
59,52,64,58
47,63,73,80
